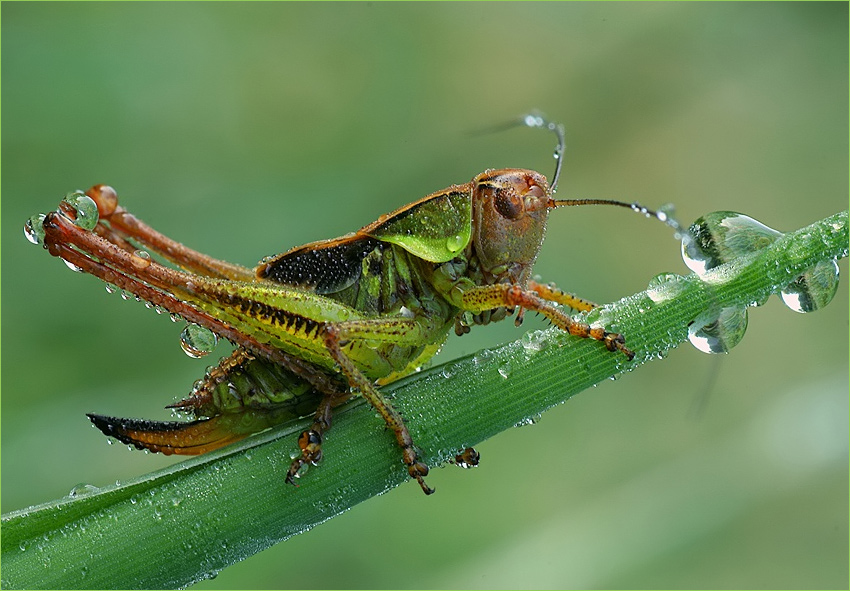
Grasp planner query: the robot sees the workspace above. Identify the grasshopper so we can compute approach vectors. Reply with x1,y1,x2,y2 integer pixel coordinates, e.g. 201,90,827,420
29,116,662,494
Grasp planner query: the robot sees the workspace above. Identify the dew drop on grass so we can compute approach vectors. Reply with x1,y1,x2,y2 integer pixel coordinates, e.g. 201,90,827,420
687,306,748,354
780,259,840,313
682,211,782,275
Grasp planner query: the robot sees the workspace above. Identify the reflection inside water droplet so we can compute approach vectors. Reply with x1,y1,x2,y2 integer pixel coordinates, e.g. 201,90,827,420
687,306,748,354
61,192,100,231
24,213,47,245
682,211,783,275
180,323,218,358
780,259,840,313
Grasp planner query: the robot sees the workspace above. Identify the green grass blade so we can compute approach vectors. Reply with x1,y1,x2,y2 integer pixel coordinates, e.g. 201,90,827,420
2,210,846,590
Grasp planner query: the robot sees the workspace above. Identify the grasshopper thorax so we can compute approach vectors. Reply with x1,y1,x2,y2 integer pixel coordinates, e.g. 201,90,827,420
471,168,551,286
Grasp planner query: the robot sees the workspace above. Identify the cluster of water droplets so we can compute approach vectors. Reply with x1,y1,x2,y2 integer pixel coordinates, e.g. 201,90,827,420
678,211,841,354
24,190,225,360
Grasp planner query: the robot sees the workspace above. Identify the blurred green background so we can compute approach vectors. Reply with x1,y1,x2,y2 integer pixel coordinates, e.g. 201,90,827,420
2,3,847,589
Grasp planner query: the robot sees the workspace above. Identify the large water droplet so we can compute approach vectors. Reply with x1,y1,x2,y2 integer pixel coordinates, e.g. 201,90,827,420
687,306,748,354
780,259,840,313
24,213,47,245
69,483,99,498
132,250,152,269
61,192,100,231
180,324,218,358
446,234,465,254
62,258,84,273
683,212,783,275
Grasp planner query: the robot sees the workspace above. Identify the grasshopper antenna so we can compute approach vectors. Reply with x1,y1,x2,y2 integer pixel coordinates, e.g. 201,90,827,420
475,112,566,194
519,112,565,195
484,112,684,235
525,114,683,236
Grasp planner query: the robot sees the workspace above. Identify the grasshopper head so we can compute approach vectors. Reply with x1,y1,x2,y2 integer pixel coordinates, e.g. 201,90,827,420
471,169,551,285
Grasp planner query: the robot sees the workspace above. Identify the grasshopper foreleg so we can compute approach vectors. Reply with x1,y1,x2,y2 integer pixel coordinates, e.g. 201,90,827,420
460,284,635,360
527,279,598,313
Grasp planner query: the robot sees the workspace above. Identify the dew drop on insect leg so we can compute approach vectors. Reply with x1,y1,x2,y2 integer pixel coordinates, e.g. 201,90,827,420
180,323,218,358
687,306,748,354
780,259,840,313
61,191,100,231
23,213,47,245
132,250,152,269
62,258,84,273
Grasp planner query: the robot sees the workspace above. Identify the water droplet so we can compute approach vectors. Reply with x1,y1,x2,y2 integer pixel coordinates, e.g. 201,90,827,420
446,234,466,253
24,213,47,245
523,114,544,128
62,258,84,273
513,415,539,428
497,363,511,379
687,306,748,354
780,259,840,313
69,483,99,497
646,272,687,303
180,323,218,358
61,192,100,231
682,212,783,275
120,290,131,300
132,249,152,269
105,284,117,294
170,313,181,323
520,330,549,355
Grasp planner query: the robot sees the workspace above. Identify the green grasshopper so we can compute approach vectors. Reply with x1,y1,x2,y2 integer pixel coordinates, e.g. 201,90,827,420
30,116,661,494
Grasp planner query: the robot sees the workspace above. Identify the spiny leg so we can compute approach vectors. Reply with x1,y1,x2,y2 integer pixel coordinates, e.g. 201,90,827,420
42,211,345,397
513,279,600,327
321,321,435,495
460,283,634,359
527,279,598,312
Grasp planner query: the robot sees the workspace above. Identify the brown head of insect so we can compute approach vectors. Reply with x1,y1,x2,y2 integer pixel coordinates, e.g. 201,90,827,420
470,168,552,286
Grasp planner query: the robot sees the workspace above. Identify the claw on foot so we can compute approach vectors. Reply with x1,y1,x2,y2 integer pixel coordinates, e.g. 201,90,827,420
285,429,323,486
408,460,434,495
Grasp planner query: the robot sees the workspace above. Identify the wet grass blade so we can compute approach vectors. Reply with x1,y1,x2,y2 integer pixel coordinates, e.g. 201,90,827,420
2,211,846,590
